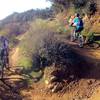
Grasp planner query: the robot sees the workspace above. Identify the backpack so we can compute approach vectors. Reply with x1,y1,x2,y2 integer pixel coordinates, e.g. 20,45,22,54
79,18,84,28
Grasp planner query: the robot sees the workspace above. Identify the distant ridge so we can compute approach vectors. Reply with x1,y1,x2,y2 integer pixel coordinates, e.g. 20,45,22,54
0,8,53,35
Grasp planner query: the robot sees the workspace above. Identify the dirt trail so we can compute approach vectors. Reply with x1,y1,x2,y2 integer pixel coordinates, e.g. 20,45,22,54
63,39,100,60
10,47,20,67
89,86,100,100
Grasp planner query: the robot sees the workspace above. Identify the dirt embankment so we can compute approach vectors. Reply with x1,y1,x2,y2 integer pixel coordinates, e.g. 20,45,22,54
20,39,100,100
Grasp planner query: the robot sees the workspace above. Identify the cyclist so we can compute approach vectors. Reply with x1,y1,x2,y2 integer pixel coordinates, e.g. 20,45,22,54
70,13,84,47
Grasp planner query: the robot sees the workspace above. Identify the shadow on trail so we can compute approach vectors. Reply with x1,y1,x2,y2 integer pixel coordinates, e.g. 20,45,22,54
0,79,22,100
0,67,33,99
0,73,34,99
94,35,100,41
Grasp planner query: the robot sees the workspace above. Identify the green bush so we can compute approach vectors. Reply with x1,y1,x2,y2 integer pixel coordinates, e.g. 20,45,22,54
18,57,32,69
15,19,63,69
85,32,95,43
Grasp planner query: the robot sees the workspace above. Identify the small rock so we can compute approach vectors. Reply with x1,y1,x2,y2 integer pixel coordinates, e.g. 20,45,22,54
49,76,58,83
45,80,49,85
33,78,39,83
47,83,56,90
87,80,95,85
40,89,43,92
51,83,63,93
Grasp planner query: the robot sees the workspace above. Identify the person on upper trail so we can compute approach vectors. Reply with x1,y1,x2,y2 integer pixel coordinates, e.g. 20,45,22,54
69,13,84,48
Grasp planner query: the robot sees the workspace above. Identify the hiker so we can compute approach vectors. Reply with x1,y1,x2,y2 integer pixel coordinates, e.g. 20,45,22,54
70,13,84,47
0,36,9,69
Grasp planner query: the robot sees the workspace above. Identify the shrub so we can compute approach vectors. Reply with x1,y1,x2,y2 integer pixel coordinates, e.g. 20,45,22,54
34,32,89,78
85,1,97,15
16,19,63,69
85,32,95,43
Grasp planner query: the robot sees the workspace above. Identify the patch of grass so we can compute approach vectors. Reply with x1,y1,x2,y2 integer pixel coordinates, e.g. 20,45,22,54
30,71,43,78
18,56,32,69
95,41,100,44
0,30,8,36
15,19,63,69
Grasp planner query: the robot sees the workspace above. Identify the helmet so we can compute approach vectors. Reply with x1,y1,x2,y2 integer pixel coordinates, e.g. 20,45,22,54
75,13,80,17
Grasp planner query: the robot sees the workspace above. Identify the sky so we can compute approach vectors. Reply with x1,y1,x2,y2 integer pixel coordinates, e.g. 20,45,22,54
0,0,52,20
